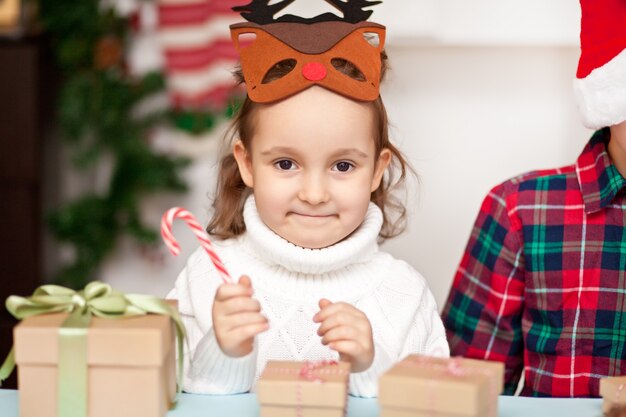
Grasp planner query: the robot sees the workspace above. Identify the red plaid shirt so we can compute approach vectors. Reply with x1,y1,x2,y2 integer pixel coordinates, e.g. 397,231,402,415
442,128,626,397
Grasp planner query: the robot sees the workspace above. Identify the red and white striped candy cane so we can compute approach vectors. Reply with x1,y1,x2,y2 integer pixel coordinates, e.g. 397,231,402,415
161,207,232,283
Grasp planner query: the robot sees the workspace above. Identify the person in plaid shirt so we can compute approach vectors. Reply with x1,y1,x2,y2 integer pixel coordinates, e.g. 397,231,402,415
442,0,626,397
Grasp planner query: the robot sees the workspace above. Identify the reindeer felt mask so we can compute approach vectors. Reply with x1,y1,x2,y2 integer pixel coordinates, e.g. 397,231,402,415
230,0,386,103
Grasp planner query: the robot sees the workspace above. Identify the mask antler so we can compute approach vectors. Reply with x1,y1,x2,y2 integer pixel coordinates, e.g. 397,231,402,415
233,0,382,24
325,0,382,24
233,0,297,25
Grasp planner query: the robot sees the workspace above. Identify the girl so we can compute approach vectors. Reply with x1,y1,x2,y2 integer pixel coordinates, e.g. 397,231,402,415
168,9,449,397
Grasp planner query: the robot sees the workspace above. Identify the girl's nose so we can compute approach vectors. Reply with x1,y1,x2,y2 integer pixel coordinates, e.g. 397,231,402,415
297,175,330,205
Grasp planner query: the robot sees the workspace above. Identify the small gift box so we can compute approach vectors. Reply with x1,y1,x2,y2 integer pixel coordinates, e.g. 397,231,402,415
379,355,504,417
600,376,626,414
257,360,350,417
15,312,176,417
0,282,185,417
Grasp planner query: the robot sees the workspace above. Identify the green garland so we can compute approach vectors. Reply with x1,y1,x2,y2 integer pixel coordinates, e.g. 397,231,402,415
39,0,220,288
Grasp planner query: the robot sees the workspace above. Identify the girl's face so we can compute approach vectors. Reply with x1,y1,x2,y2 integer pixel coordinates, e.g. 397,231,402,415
234,87,391,249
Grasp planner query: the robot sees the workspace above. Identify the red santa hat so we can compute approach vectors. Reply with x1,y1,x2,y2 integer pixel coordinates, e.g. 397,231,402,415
574,0,626,129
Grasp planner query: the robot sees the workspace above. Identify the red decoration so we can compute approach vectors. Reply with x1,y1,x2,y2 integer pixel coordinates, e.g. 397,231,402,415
302,62,327,81
94,35,123,70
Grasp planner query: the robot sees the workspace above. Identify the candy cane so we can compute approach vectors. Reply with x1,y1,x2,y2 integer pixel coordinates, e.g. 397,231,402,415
161,207,232,283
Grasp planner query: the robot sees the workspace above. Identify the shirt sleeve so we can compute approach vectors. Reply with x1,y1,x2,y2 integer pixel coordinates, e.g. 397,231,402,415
167,249,258,394
441,182,526,395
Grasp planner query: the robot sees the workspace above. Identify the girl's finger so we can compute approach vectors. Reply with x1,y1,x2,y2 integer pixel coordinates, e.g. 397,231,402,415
317,311,368,336
229,322,270,343
222,312,268,332
238,275,252,288
320,325,359,346
314,301,364,323
215,283,253,301
219,296,262,315
327,340,362,358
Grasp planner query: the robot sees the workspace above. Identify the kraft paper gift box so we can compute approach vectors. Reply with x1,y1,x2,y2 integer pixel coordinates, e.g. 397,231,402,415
379,355,504,417
13,311,176,417
600,376,626,414
257,360,350,417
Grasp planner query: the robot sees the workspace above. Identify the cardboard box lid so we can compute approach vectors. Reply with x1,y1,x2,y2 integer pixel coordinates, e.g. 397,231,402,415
257,361,350,408
601,376,626,403
14,312,174,367
403,355,505,392
379,355,501,415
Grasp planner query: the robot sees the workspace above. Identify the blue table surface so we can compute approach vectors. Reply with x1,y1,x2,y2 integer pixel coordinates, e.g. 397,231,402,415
0,390,605,417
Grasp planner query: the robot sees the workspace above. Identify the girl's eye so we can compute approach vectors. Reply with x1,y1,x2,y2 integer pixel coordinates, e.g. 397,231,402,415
333,161,354,172
275,160,296,170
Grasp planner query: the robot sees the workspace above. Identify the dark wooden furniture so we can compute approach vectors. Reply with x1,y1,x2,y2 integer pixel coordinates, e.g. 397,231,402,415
0,35,53,389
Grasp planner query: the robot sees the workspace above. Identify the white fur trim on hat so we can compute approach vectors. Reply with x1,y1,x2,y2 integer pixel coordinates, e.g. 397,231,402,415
573,47,626,129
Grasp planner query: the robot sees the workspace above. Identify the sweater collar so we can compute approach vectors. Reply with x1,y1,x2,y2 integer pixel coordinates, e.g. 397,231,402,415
241,196,382,274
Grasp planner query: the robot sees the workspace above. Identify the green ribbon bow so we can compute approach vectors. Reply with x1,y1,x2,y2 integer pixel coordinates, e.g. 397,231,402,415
0,281,186,417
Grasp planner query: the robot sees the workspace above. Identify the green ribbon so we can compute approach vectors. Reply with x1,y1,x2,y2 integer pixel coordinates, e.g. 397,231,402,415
0,281,186,417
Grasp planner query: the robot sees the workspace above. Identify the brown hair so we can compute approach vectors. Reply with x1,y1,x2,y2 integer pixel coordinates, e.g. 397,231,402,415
207,52,414,242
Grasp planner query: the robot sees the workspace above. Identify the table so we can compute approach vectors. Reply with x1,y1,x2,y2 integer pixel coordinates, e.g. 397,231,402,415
0,389,604,417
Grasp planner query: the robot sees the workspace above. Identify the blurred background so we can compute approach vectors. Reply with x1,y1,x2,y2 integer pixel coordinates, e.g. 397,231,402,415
0,0,590,387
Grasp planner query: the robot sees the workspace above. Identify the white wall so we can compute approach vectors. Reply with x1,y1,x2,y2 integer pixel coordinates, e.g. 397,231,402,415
95,1,592,310
380,45,589,308
280,0,580,45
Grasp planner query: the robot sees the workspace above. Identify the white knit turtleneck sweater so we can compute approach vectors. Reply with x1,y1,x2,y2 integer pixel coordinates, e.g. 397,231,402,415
167,197,449,397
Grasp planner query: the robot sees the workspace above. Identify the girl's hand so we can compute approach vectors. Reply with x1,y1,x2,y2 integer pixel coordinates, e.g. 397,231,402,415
314,299,374,372
212,275,268,357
